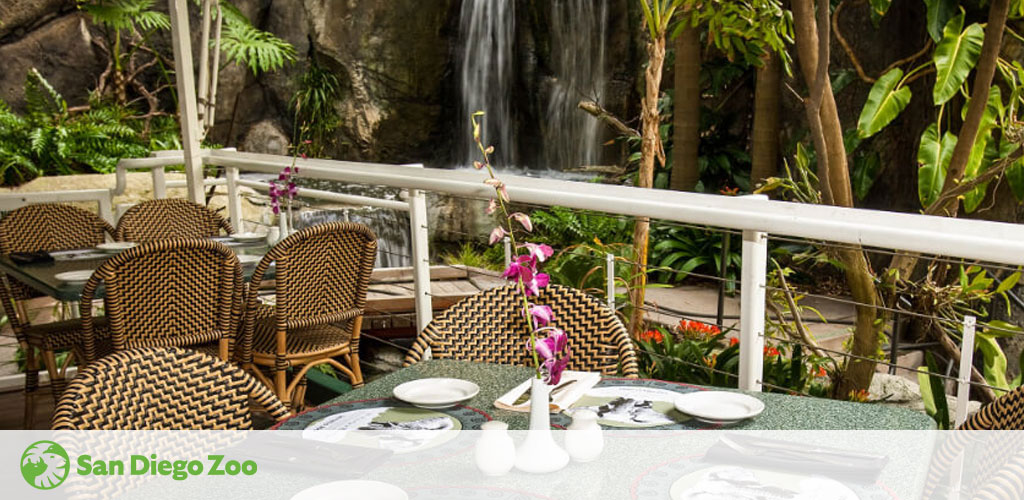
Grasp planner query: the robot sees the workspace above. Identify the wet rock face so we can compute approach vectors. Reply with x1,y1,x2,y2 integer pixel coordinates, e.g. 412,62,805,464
0,0,73,40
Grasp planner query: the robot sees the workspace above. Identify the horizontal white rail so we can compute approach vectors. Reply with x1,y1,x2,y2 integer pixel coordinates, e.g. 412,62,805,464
0,189,114,224
206,149,1024,267
235,179,410,212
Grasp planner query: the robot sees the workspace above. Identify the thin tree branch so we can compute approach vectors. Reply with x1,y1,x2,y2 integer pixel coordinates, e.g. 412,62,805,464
578,100,640,137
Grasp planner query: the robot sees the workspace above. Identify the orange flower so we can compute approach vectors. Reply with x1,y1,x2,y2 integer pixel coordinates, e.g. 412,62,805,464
703,353,718,367
640,329,664,344
811,366,827,378
848,389,870,403
720,186,740,196
678,320,722,338
729,337,739,347
763,346,780,357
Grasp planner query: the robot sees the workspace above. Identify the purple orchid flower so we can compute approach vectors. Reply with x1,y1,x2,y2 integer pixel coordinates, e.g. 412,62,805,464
528,304,554,327
534,329,570,385
502,255,536,283
521,243,554,263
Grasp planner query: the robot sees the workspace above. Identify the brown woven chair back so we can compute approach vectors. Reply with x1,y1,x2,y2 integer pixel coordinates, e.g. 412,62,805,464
960,386,1024,430
52,346,288,429
114,198,232,243
0,203,114,301
404,284,640,377
247,221,377,327
80,238,242,362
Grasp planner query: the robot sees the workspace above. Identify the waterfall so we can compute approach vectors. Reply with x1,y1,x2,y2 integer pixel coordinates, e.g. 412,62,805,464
458,0,516,167
544,0,609,171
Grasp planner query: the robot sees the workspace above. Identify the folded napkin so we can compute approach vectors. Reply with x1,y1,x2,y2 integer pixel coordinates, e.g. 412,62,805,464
494,371,601,413
703,434,889,484
9,251,54,265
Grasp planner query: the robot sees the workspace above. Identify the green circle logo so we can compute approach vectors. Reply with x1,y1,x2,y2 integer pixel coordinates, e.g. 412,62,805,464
20,440,69,490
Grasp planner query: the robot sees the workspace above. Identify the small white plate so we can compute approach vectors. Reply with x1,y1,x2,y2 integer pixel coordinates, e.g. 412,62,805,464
392,378,480,409
674,391,765,423
237,254,262,266
96,242,137,253
290,480,408,500
230,232,266,243
55,270,94,284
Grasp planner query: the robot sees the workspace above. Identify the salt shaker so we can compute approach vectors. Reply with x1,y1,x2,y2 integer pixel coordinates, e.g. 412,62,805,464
564,409,603,462
475,420,515,476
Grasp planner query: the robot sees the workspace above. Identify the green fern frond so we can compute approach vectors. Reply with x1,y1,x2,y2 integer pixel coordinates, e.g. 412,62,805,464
24,69,65,119
79,0,168,32
220,17,296,74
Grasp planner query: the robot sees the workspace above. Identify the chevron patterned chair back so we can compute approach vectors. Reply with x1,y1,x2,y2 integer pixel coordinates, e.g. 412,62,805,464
404,284,640,378
921,387,1024,499
242,222,378,411
0,203,115,428
51,346,289,429
114,198,233,243
79,238,243,364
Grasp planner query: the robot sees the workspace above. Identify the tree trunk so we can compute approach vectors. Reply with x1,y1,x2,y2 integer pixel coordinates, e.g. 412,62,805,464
670,24,701,191
792,0,880,397
629,36,668,338
934,0,1011,218
750,51,781,187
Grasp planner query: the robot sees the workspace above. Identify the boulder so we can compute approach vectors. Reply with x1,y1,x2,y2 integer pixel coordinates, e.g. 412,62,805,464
241,120,290,155
0,0,72,40
0,13,104,111
869,372,982,424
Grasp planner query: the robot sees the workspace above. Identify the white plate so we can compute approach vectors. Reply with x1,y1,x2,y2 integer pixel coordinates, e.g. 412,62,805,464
674,391,765,422
669,465,859,500
55,270,94,283
230,232,266,242
96,242,137,253
237,254,262,265
290,480,408,500
392,378,480,409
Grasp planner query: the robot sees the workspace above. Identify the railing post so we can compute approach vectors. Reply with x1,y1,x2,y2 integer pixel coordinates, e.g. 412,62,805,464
739,229,768,391
167,0,206,204
606,253,616,311
503,237,512,268
98,196,114,228
407,166,432,333
954,315,977,428
151,167,167,199
225,166,241,232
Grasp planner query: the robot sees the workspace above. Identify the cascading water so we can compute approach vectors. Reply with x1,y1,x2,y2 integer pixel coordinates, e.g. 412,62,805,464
458,0,516,167
543,0,609,171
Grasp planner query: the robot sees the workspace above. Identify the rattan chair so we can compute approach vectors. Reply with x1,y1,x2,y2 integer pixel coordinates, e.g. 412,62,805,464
114,198,233,242
79,238,243,364
0,203,115,428
403,284,640,378
920,388,1024,499
242,222,377,411
51,346,288,429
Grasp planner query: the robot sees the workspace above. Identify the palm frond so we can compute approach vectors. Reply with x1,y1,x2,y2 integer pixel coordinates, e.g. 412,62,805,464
220,14,296,74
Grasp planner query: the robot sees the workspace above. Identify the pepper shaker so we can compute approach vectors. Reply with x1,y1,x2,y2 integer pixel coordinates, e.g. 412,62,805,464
564,409,603,462
474,420,515,476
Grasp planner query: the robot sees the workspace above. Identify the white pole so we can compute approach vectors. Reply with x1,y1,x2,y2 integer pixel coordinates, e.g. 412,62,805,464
196,0,212,130
206,2,223,129
151,167,167,199
408,166,432,332
225,166,241,232
606,253,615,311
738,230,768,391
954,315,977,428
503,237,512,268
167,0,206,204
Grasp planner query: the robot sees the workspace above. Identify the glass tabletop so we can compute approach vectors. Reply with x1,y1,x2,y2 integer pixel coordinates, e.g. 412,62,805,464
0,237,274,302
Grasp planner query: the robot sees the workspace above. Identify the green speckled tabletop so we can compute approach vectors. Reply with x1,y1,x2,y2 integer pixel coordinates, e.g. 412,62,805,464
327,359,935,430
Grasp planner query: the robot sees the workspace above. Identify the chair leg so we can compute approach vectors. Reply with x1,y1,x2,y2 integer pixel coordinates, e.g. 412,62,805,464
23,345,39,429
274,366,290,411
293,377,308,412
347,353,364,388
41,349,67,403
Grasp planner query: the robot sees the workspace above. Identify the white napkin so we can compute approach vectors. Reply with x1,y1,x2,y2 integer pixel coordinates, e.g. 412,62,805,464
494,371,601,413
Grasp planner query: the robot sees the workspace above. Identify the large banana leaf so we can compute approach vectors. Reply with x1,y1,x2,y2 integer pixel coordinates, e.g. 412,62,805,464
976,333,1011,393
857,68,911,138
917,123,957,208
932,13,984,105
924,0,957,43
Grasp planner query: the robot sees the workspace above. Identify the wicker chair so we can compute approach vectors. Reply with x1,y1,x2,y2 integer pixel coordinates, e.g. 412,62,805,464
403,284,640,378
242,222,377,411
52,346,288,429
114,198,233,242
920,387,1024,499
0,203,115,428
79,238,243,364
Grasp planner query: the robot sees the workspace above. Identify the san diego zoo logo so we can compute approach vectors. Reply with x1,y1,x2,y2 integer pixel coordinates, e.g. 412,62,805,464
21,440,69,490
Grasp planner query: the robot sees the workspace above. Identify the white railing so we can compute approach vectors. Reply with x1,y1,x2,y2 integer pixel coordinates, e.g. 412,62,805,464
7,148,1024,402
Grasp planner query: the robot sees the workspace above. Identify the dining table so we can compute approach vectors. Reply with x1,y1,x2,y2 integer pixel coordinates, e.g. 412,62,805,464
0,236,273,301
